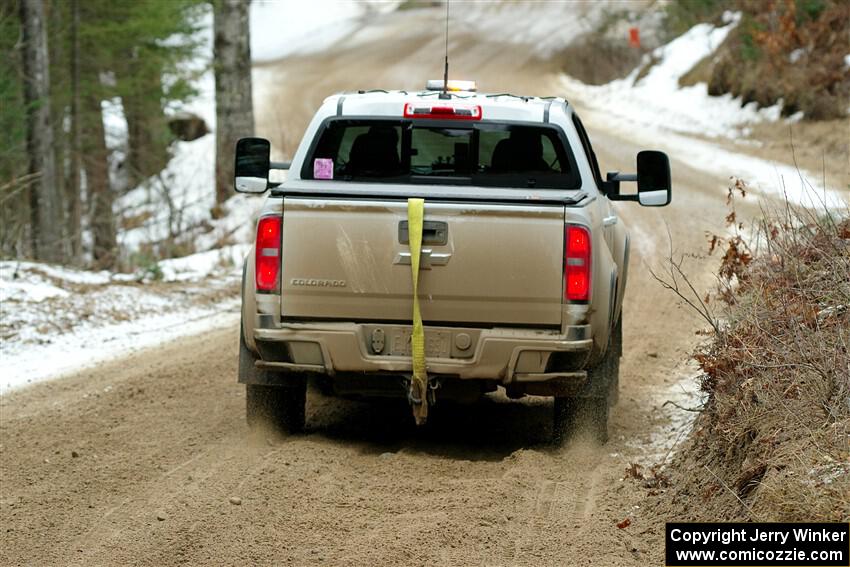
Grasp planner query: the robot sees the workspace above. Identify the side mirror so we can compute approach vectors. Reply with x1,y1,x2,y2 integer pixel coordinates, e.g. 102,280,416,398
234,137,270,194
636,150,671,207
604,151,672,206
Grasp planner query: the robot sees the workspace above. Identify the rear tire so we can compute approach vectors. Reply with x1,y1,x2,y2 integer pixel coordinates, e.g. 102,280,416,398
552,328,616,445
240,322,306,434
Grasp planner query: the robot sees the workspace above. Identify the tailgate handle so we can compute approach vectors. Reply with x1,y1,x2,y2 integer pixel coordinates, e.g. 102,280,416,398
399,220,448,246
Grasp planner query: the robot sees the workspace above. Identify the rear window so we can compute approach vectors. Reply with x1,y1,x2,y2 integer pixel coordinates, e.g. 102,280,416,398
302,119,580,189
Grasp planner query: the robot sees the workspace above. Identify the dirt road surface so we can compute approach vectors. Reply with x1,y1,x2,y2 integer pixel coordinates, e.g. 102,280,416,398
1,6,828,566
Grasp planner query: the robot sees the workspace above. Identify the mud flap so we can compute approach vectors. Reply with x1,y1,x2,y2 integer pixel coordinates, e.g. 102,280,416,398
407,198,430,425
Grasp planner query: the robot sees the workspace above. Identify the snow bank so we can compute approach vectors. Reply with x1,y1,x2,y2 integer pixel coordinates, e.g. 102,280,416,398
157,245,249,282
116,133,264,257
1,300,238,396
0,273,68,303
561,13,846,206
0,259,244,395
562,13,786,140
118,135,214,251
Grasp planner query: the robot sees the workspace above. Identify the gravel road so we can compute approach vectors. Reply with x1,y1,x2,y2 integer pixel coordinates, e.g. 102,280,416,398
1,6,785,565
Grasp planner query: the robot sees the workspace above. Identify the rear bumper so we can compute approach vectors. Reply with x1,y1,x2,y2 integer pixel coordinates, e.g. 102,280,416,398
249,320,593,385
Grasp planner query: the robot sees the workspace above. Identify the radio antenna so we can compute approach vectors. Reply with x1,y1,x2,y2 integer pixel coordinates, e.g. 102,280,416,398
440,0,450,99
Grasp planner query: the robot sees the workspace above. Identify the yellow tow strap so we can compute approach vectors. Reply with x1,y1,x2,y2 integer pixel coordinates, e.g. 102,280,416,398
407,198,429,425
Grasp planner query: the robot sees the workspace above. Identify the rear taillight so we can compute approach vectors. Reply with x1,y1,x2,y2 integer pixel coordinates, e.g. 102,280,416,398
255,216,281,293
565,225,591,302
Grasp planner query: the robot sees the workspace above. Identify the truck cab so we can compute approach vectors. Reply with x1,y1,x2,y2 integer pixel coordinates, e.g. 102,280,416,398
235,81,671,444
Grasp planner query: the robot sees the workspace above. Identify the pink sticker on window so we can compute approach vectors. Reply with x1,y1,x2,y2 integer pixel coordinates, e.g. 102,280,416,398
314,158,334,180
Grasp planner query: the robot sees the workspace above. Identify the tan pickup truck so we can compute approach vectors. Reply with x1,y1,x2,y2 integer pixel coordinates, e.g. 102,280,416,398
234,82,671,444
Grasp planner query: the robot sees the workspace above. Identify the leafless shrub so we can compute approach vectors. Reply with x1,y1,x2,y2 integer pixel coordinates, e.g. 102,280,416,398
654,180,850,522
0,173,39,258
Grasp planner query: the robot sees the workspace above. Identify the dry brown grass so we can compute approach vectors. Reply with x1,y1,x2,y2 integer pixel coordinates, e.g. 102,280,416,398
652,183,849,522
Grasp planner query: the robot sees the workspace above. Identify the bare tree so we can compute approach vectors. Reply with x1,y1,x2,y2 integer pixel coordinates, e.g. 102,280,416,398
20,0,64,262
213,0,254,207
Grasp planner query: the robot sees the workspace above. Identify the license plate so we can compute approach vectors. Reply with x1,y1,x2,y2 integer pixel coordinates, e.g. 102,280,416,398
390,329,451,358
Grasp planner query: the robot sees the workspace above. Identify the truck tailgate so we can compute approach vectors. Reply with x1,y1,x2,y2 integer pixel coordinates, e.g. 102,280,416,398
280,198,564,327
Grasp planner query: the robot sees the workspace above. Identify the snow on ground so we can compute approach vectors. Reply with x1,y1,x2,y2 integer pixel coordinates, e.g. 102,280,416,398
157,245,249,282
561,13,847,207
1,299,239,396
0,258,244,394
